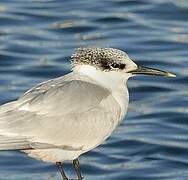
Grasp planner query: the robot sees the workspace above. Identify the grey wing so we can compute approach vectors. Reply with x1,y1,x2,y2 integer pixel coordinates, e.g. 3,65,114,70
0,75,120,151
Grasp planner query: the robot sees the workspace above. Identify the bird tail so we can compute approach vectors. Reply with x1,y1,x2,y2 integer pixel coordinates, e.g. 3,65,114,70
0,135,32,150
0,101,31,150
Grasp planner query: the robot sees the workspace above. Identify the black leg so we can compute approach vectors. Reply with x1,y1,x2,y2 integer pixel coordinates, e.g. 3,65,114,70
56,162,69,180
73,158,83,180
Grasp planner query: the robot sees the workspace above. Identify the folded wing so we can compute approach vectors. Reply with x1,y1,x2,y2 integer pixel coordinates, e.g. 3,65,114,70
0,74,120,151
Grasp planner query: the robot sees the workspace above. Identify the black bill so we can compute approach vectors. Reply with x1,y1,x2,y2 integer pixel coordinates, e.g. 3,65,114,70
129,65,176,77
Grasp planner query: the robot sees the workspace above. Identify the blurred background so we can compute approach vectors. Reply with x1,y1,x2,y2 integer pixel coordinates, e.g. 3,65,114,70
0,0,187,179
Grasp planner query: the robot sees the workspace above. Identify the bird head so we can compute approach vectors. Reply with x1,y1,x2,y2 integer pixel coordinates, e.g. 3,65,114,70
71,47,176,78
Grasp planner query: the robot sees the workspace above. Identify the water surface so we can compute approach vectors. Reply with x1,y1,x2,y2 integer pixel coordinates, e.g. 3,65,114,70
0,0,187,179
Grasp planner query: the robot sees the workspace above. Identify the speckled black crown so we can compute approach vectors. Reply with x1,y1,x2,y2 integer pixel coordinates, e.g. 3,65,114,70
71,47,129,70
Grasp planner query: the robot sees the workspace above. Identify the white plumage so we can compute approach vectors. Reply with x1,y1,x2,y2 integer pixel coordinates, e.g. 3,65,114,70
0,64,130,163
0,48,175,179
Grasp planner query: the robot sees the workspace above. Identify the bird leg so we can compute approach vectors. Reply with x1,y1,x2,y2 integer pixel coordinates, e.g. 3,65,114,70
73,158,83,180
56,162,69,180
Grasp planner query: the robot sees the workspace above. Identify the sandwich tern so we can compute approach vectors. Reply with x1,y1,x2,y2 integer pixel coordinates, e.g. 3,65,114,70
0,48,176,179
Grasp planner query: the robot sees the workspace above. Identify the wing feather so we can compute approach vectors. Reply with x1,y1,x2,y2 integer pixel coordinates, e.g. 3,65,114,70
0,73,121,151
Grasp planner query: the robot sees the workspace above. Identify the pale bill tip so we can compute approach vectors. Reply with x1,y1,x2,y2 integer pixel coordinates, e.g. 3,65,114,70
166,72,176,77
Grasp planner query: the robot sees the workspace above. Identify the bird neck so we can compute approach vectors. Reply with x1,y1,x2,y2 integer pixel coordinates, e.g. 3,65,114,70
73,64,129,119
72,65,129,92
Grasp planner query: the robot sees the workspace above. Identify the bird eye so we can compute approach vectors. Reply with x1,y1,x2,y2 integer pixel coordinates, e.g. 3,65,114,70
110,63,126,69
119,64,126,69
110,63,119,69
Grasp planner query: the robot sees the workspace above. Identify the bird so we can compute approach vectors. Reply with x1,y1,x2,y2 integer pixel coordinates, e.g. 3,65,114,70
0,47,176,180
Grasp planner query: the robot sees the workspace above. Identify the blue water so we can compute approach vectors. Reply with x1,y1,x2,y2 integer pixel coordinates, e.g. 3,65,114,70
0,0,187,179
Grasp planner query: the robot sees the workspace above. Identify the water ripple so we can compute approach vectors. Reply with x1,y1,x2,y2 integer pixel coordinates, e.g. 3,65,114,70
0,0,187,179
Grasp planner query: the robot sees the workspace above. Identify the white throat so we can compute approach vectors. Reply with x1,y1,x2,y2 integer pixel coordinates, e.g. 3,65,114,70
73,65,129,91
